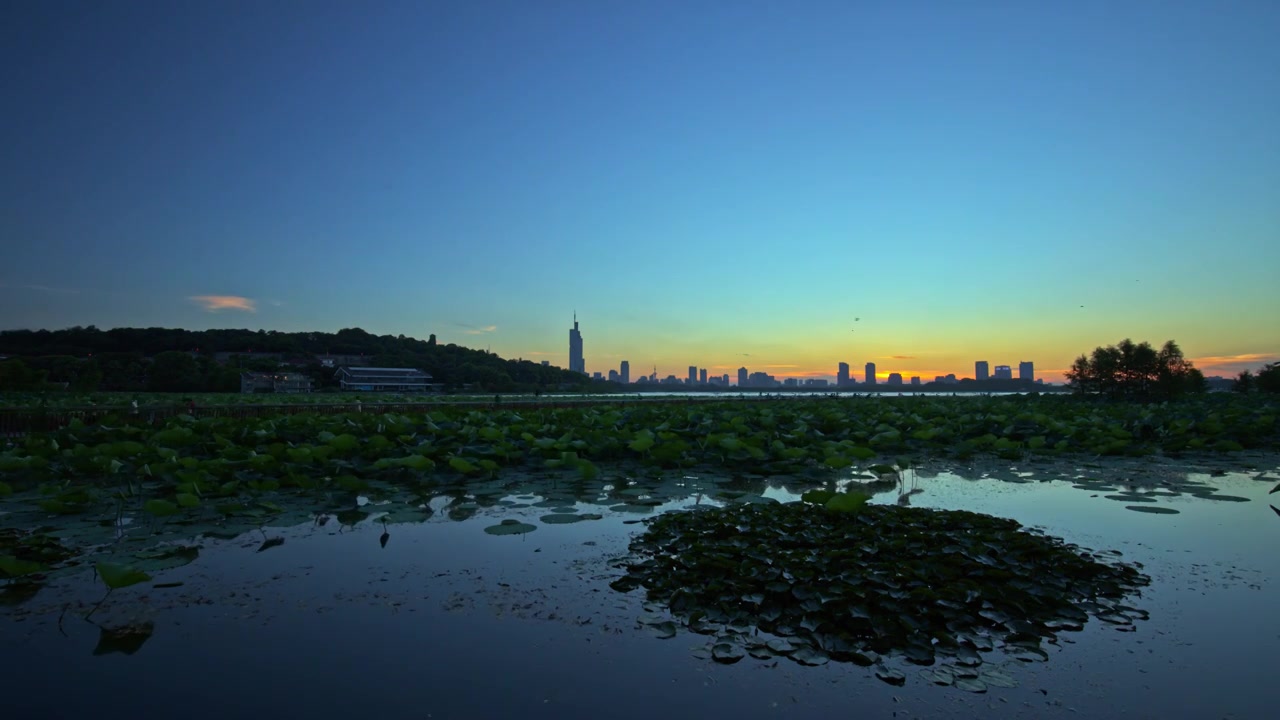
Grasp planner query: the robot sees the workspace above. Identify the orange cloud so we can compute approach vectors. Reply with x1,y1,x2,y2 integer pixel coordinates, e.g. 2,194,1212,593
1190,353,1279,375
189,295,256,312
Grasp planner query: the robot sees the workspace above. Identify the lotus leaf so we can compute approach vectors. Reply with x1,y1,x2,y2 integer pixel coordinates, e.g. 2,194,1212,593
613,501,1149,685
484,519,536,536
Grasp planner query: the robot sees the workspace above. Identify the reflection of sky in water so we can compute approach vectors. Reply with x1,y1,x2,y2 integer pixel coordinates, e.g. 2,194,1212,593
2,469,1278,719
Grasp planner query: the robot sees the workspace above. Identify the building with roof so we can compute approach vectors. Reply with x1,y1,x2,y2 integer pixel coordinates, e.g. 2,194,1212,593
335,366,437,392
240,372,313,394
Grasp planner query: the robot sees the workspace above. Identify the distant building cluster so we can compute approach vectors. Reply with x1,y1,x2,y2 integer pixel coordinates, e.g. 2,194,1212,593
565,315,1040,388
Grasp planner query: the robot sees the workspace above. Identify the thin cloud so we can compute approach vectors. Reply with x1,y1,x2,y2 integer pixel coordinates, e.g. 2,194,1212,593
1191,353,1279,374
885,355,916,360
452,322,497,335
0,282,80,294
761,364,799,369
189,295,256,312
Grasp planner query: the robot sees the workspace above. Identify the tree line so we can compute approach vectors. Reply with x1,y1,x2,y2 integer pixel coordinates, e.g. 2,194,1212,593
0,326,603,394
1066,338,1207,400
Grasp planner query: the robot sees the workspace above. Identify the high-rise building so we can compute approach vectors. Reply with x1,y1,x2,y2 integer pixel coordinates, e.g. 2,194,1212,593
837,362,850,387
688,366,697,384
975,361,989,381
738,367,748,387
1019,361,1034,382
568,314,584,373
620,361,630,384
865,362,877,384
608,369,618,382
722,374,730,385
592,372,601,380
910,377,921,386
699,368,707,384
887,373,903,385
994,364,1013,380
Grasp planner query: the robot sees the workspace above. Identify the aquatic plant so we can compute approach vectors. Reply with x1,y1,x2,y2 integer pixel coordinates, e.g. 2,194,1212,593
612,500,1150,687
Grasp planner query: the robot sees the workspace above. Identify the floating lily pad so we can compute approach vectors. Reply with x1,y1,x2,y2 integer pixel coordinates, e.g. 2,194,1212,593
1105,494,1157,503
539,513,585,524
711,642,744,663
1189,494,1251,503
791,646,830,666
93,621,154,656
483,519,537,536
613,502,1149,682
875,667,906,686
95,562,151,590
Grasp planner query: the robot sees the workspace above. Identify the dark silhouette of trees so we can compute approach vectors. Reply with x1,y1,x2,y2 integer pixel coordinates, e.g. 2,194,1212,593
1256,362,1280,394
1233,370,1255,393
1065,339,1205,400
0,326,599,394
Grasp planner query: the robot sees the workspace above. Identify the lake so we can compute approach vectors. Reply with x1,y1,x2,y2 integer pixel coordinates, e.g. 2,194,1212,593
2,459,1277,719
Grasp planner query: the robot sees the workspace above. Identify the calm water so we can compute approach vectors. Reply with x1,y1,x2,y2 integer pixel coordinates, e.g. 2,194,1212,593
2,465,1277,719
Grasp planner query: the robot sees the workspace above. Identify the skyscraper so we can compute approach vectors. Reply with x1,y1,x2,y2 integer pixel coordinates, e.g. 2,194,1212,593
699,368,708,384
1019,361,1034,382
620,360,630,384
688,366,697,384
837,362,850,387
568,314,584,373
865,362,876,384
738,367,748,387
887,373,903,385
994,365,1013,380
975,361,989,381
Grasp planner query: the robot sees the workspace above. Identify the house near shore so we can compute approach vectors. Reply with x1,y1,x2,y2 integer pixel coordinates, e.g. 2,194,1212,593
240,372,313,394
334,366,439,392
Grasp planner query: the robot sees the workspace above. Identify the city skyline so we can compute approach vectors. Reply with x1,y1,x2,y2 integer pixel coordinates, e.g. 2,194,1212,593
570,315,1045,386
2,3,1277,384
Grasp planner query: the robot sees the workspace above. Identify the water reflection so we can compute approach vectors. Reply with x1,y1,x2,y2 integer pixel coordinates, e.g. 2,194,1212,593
2,461,1279,719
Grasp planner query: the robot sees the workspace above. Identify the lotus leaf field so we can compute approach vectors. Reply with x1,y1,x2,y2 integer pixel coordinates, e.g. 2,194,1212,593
612,499,1150,688
1,394,1278,708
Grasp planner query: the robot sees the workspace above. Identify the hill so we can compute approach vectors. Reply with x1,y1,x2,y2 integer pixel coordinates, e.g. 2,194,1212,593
0,326,598,393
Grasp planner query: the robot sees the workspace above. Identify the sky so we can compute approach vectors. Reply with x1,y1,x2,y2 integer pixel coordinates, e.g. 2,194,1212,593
2,0,1278,383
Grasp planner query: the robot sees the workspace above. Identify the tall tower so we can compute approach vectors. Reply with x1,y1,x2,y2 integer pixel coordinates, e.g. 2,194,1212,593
699,368,708,384
737,367,749,387
568,313,585,373
1019,361,1034,382
838,362,850,387
865,362,877,385
620,360,630,384
975,361,989,381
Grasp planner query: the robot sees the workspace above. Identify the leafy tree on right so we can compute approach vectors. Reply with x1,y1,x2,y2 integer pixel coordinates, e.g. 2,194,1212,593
1065,339,1206,400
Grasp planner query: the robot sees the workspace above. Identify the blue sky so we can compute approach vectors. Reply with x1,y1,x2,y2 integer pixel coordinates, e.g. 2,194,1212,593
3,0,1278,381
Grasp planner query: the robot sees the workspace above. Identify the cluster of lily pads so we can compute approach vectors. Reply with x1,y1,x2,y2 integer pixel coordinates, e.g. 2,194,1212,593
611,496,1151,689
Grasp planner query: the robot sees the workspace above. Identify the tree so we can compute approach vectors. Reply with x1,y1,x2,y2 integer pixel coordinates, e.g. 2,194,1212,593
0,359,47,391
1233,370,1255,393
1257,362,1280,394
1065,338,1204,400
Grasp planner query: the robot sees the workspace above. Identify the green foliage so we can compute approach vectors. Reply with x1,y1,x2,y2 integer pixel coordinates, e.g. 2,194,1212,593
824,491,871,513
95,562,152,589
1065,338,1205,401
614,502,1150,677
0,554,46,579
1257,362,1280,394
